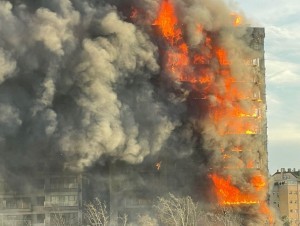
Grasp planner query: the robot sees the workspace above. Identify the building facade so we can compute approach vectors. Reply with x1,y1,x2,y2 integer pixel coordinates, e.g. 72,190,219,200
270,168,300,225
109,27,268,224
0,174,88,226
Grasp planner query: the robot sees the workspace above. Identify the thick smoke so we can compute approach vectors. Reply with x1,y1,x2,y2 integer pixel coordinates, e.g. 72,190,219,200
0,0,183,172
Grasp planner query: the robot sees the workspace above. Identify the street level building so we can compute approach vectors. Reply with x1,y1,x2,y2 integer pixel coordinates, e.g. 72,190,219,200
270,168,300,226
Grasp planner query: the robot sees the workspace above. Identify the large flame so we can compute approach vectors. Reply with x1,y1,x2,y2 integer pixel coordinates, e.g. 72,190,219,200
210,174,259,205
153,0,182,44
152,0,272,223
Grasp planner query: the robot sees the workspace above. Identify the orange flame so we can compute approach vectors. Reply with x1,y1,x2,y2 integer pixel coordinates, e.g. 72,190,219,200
210,174,259,205
153,1,270,222
246,160,255,169
231,13,243,27
153,0,182,44
232,146,243,152
251,175,266,189
153,0,214,85
216,48,230,66
260,202,275,225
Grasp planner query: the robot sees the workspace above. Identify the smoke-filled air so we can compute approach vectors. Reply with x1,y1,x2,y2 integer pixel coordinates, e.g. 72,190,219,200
0,0,276,225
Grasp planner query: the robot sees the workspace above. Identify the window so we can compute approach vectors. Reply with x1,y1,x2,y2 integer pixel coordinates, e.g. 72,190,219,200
51,196,59,203
6,198,30,209
50,178,63,189
50,195,77,206
6,215,18,220
64,177,78,189
6,199,17,209
252,43,260,50
252,87,261,100
50,177,78,190
36,197,45,206
68,196,76,201
252,58,260,67
35,179,45,189
36,214,45,223
59,196,65,202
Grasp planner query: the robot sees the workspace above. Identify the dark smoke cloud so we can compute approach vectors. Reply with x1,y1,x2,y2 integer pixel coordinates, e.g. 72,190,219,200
0,0,187,172
0,0,265,178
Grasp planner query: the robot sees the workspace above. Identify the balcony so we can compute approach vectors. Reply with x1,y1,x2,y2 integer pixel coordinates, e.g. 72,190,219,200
0,201,32,212
1,220,32,226
44,201,78,208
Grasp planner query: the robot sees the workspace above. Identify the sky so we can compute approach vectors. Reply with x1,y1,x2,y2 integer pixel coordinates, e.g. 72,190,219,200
231,0,300,174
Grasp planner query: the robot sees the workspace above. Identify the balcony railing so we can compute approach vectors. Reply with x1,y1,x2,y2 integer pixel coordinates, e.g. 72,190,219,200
1,220,32,226
44,201,78,207
0,203,31,211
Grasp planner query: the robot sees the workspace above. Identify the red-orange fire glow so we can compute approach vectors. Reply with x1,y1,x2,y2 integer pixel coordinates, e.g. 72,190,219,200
251,175,266,189
246,160,255,169
211,174,259,205
216,48,230,66
153,0,182,44
152,0,271,222
130,7,138,20
209,46,260,135
232,146,243,152
231,13,243,27
260,202,275,225
153,0,214,85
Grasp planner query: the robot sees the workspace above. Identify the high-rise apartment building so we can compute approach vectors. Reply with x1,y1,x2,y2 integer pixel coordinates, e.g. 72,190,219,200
270,168,300,225
108,27,268,223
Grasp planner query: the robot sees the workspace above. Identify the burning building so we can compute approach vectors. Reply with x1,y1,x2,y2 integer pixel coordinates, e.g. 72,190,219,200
108,1,271,224
0,0,273,225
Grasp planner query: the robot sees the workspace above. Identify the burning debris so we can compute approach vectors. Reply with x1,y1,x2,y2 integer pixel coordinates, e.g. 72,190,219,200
0,0,274,225
155,161,162,171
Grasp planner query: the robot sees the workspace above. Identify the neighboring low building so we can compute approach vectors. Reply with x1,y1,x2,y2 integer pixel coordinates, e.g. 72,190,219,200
270,168,300,226
0,174,88,226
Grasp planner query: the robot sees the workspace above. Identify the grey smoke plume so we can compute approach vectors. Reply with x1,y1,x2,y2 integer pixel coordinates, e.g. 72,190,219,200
0,0,181,171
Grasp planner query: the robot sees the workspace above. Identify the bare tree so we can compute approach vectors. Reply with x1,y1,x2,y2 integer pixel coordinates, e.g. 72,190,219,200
199,206,243,226
154,193,200,226
52,212,72,226
154,194,244,226
137,214,159,226
84,198,109,226
282,216,291,226
118,213,128,226
49,205,75,226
